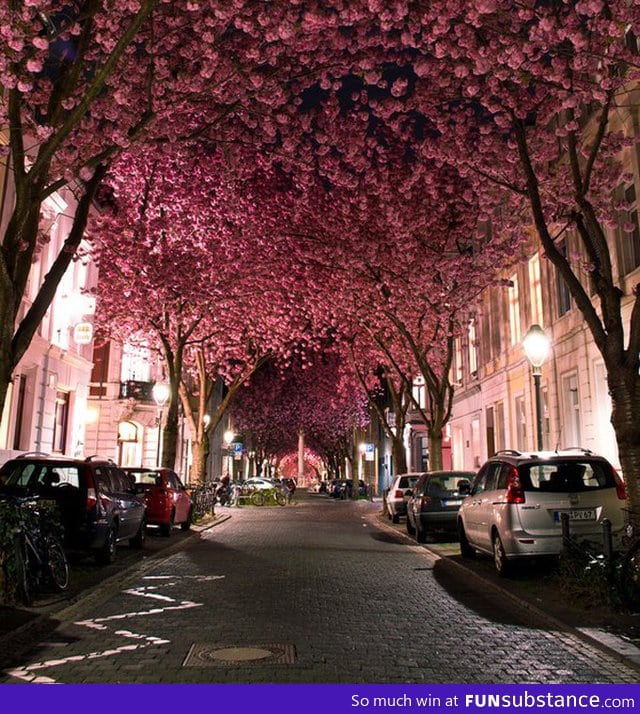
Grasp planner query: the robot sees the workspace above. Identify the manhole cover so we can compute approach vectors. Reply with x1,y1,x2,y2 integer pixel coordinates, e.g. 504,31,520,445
183,643,296,667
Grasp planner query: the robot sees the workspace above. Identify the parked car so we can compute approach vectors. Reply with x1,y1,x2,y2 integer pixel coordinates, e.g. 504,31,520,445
406,470,475,542
122,467,193,537
331,479,367,499
385,473,421,523
0,453,146,564
457,449,627,576
244,477,277,491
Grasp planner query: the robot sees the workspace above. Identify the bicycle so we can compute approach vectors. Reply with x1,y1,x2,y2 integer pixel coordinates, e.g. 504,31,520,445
7,497,70,606
251,488,287,507
616,517,640,613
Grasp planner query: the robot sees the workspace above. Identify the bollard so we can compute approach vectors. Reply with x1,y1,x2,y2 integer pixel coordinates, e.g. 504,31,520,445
602,517,613,574
560,512,571,552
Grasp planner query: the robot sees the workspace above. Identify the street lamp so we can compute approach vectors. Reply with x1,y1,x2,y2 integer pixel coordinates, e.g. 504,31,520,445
522,324,551,451
152,381,170,467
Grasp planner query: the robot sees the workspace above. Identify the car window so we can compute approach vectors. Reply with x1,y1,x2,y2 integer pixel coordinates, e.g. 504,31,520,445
397,476,419,489
130,470,161,486
167,472,180,490
427,473,474,495
0,461,40,487
523,460,613,492
93,466,114,493
471,463,502,494
47,465,81,489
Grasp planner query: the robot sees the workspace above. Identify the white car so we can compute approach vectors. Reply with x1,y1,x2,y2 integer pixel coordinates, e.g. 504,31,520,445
244,477,277,491
384,474,421,523
457,449,627,576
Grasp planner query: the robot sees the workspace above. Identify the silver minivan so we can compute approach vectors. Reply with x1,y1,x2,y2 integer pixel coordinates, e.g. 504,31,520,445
457,449,627,575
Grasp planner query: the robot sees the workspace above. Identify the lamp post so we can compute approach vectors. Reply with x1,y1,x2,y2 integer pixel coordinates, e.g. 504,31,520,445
223,428,235,478
152,381,170,468
522,324,551,451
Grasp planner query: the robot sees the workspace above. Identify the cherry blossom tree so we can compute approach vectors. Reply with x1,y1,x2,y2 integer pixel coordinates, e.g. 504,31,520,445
91,146,313,481
231,348,369,485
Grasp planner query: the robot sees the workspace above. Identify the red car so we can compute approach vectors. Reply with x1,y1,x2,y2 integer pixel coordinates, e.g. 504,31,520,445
123,467,193,536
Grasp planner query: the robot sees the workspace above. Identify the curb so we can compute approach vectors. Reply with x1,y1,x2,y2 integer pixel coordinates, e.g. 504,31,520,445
0,512,232,662
369,511,640,674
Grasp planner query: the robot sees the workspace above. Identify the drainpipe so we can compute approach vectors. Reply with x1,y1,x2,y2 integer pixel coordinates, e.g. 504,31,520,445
35,345,55,453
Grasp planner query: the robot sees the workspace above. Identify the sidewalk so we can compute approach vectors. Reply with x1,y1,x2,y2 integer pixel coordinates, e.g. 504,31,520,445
0,511,229,654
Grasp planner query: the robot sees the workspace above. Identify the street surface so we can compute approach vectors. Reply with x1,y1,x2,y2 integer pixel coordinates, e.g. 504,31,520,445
1,494,638,684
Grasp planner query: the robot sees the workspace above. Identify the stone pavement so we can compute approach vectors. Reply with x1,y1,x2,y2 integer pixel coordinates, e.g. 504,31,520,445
0,495,639,684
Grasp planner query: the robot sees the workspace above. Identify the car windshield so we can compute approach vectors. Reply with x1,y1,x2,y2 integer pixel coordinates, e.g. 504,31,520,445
427,473,474,496
127,470,162,486
521,460,614,492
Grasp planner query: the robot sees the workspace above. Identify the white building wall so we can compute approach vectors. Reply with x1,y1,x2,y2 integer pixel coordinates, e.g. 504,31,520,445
0,165,97,466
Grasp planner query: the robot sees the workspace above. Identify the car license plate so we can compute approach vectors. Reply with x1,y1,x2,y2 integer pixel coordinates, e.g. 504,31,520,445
443,499,462,507
554,509,596,522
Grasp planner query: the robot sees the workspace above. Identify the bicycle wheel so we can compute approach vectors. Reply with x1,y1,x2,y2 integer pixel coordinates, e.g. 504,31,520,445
618,540,640,613
251,491,265,506
275,491,287,506
45,537,70,592
13,536,33,607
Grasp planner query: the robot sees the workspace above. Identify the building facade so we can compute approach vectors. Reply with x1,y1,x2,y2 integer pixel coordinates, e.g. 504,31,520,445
0,138,98,465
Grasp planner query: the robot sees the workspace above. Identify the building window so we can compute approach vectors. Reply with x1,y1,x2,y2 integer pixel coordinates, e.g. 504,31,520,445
556,240,572,317
508,273,521,345
121,343,151,382
52,390,69,453
495,401,505,452
12,375,27,451
528,254,544,326
561,373,581,449
412,374,425,409
453,337,463,384
618,184,640,276
486,406,495,457
468,318,478,376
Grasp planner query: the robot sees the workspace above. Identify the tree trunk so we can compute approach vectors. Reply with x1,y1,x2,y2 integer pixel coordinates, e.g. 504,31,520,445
428,429,443,471
391,434,407,475
608,370,640,531
189,438,207,485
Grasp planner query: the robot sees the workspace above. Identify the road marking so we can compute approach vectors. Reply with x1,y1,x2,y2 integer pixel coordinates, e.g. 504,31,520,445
3,572,222,683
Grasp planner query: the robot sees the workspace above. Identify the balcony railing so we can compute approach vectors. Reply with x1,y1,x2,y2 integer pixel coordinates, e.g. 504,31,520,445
118,380,156,402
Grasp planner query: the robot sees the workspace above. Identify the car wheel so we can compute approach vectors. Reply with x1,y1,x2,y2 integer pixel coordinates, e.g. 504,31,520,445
406,513,415,536
493,532,511,576
96,526,117,565
129,518,146,549
180,508,192,531
458,522,476,559
416,520,428,544
160,511,174,537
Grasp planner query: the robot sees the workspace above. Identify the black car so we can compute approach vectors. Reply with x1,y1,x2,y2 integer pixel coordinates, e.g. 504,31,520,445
331,479,367,499
406,470,474,543
0,454,146,564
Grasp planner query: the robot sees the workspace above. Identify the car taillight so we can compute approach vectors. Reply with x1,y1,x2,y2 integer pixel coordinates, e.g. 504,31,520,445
85,471,97,511
394,490,404,498
506,467,525,504
612,466,626,500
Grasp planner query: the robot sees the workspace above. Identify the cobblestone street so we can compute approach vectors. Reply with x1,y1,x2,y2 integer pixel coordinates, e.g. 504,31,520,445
1,495,639,684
